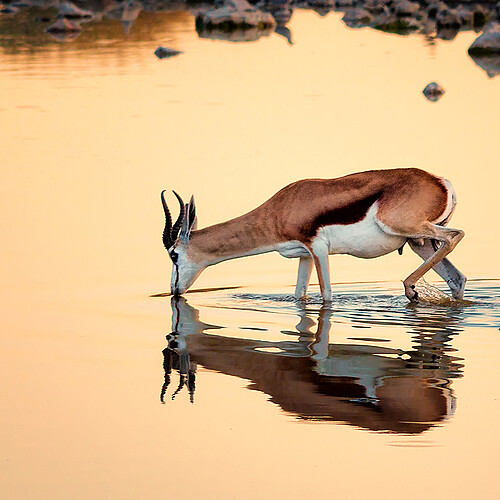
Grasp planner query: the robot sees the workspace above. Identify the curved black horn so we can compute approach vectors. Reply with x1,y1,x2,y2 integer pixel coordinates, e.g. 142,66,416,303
161,190,173,250
171,190,185,242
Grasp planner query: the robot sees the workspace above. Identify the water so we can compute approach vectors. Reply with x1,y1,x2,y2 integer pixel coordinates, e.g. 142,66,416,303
1,3,500,499
162,281,500,428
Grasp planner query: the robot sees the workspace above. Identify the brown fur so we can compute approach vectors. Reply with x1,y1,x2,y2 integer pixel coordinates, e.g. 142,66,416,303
187,168,450,264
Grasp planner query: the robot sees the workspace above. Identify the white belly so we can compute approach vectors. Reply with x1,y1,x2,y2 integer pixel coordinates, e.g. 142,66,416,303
276,240,310,258
315,204,406,259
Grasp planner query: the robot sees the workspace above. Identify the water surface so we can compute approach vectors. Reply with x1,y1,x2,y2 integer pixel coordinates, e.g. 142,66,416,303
1,4,499,499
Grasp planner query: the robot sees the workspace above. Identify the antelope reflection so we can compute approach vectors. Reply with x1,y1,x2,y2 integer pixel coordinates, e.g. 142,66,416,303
161,297,463,433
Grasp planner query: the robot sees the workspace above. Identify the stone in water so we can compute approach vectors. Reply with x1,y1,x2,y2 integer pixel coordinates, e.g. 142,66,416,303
423,82,445,102
155,47,182,59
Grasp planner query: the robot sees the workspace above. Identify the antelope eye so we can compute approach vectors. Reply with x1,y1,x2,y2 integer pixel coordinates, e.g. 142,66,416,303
170,251,178,263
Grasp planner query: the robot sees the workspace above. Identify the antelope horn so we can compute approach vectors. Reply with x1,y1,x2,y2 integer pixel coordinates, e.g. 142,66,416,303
171,190,185,242
161,190,173,250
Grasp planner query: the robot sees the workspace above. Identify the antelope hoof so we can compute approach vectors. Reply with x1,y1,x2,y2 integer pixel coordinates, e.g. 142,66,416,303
404,283,419,302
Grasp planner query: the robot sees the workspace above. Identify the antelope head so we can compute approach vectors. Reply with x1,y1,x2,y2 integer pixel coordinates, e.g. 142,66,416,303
161,190,201,295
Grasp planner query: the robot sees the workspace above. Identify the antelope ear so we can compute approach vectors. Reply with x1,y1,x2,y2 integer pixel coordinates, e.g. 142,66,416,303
180,197,197,243
189,195,197,231
179,203,191,243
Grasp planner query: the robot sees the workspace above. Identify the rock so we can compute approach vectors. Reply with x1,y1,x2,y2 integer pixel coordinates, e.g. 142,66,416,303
56,1,94,21
342,8,373,27
335,0,354,8
426,2,446,19
46,17,81,41
421,19,437,36
437,25,459,40
455,6,474,28
374,14,421,33
364,0,390,13
436,7,461,27
46,17,81,34
272,8,293,26
468,23,500,55
196,0,276,33
154,46,182,59
197,25,274,42
393,0,419,18
264,0,291,7
308,0,335,7
423,82,445,102
472,4,490,28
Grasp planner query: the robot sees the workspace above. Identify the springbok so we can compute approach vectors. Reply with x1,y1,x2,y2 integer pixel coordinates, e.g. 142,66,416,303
161,168,466,302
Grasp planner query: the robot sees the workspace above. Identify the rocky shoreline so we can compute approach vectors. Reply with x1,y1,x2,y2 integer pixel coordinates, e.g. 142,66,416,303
1,0,500,75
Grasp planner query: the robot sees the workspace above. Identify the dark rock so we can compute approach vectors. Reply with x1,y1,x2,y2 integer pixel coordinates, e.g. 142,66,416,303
56,2,94,21
343,8,373,27
197,25,274,41
455,7,474,28
436,7,461,28
46,18,82,41
426,2,446,20
335,0,354,8
154,46,182,59
46,17,81,34
196,0,276,33
308,0,335,7
423,82,445,101
364,0,390,13
272,7,293,26
472,4,490,28
468,23,500,55
374,14,421,33
436,25,459,40
394,0,419,18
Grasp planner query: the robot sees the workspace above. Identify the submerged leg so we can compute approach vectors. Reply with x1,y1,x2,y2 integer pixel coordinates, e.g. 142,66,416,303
308,240,332,303
403,225,465,301
409,239,466,299
295,256,313,300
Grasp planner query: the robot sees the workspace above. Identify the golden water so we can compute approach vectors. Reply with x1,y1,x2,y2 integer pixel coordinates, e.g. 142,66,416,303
1,8,500,500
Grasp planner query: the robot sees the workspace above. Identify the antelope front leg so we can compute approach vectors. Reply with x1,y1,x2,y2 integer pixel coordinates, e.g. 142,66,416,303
309,240,332,303
295,256,313,300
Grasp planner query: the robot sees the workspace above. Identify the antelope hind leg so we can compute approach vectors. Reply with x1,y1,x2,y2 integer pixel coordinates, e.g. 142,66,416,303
403,225,465,302
408,239,466,299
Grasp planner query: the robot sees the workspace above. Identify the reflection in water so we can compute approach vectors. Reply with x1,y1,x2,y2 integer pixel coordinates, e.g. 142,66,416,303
162,295,465,433
1,0,499,75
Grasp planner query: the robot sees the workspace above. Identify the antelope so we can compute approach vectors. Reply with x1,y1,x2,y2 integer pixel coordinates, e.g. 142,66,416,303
161,168,466,302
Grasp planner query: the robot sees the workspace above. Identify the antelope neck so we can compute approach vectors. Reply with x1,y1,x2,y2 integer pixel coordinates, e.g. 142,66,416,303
188,209,277,265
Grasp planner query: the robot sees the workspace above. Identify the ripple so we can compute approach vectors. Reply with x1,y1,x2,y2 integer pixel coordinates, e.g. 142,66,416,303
222,281,500,331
